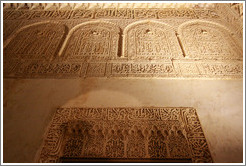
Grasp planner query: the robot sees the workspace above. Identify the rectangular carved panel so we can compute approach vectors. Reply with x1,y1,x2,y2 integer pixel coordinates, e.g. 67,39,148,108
37,107,213,163
3,9,220,20
4,61,243,79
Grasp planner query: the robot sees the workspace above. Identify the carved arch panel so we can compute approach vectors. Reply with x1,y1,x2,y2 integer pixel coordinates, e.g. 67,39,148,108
123,20,182,60
178,20,242,60
60,21,120,61
4,22,67,61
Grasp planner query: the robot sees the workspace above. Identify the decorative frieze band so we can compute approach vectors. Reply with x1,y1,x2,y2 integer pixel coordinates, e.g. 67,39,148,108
3,3,216,11
4,61,243,79
3,8,220,20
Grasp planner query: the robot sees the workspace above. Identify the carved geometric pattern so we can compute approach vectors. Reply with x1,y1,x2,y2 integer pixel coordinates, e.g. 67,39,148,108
123,20,182,59
60,21,120,61
178,20,243,60
37,107,213,163
4,22,67,61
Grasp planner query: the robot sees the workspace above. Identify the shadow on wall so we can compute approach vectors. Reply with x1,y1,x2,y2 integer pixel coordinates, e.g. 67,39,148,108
3,78,194,163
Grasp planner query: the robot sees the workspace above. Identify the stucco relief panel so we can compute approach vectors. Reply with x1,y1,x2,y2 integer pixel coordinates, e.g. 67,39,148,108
60,21,120,62
4,22,67,61
37,107,213,163
3,19,243,79
123,20,182,60
178,20,243,60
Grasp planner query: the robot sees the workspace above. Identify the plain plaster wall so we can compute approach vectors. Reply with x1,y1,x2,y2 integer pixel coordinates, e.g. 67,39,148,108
3,78,243,163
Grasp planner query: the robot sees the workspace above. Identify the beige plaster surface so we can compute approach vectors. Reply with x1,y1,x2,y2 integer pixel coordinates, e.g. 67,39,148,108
3,78,243,163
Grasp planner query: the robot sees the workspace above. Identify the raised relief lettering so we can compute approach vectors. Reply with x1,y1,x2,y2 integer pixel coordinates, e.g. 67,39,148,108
178,20,243,60
4,22,67,61
61,21,120,61
37,107,212,163
123,20,182,60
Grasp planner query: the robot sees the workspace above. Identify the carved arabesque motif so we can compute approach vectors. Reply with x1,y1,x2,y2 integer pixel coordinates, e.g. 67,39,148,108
178,20,242,60
4,22,67,61
123,20,182,60
3,19,243,79
37,107,213,163
214,3,243,39
60,21,120,61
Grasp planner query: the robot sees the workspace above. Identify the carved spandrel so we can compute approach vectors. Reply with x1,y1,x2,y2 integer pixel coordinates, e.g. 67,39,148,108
38,107,213,163
230,3,243,18
214,3,243,39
